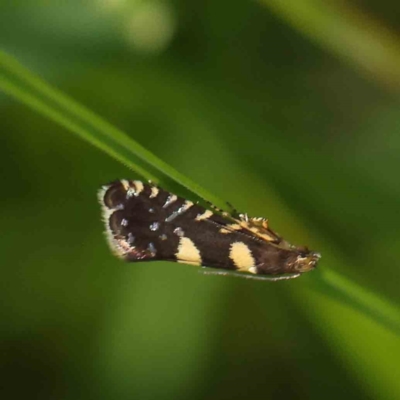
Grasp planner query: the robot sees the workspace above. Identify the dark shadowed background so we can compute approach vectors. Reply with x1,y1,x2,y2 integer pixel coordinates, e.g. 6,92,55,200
1,1,400,399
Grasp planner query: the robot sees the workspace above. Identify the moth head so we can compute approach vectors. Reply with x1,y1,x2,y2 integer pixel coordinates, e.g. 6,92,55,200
291,247,321,273
255,243,320,276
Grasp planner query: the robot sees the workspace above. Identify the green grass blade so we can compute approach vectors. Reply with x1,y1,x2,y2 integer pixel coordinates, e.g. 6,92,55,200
310,268,400,336
1,50,400,338
0,77,158,181
0,50,225,209
260,0,400,91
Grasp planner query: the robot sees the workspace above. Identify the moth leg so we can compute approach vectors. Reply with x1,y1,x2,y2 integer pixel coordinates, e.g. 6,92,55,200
199,268,301,281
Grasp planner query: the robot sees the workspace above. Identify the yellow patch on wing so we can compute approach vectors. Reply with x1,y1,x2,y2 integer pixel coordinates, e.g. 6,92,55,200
229,242,255,272
238,219,277,242
195,210,213,221
176,237,202,266
227,223,242,230
133,180,144,195
183,200,194,210
150,186,159,198
121,180,131,191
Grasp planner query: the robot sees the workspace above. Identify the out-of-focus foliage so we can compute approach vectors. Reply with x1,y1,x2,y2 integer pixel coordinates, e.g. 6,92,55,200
1,1,399,400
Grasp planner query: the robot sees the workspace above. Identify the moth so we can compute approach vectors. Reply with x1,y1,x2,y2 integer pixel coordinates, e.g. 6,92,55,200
98,180,320,281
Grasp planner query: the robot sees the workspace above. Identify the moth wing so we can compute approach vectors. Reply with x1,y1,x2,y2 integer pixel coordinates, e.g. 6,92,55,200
105,232,158,261
99,180,169,262
203,212,281,244
234,216,283,244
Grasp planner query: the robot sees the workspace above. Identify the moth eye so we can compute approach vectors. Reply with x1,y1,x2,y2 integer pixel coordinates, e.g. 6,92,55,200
121,218,129,227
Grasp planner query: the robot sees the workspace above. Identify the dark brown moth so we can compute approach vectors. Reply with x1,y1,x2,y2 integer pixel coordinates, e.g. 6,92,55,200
98,180,320,281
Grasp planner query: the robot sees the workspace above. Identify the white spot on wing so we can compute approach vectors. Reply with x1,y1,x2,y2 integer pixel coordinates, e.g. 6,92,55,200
148,242,156,256
127,233,135,244
173,227,184,236
176,237,202,266
229,242,255,272
163,194,177,208
165,200,193,222
150,222,160,231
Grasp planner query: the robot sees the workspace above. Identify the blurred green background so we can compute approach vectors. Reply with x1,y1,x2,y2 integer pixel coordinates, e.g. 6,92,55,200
1,1,400,399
